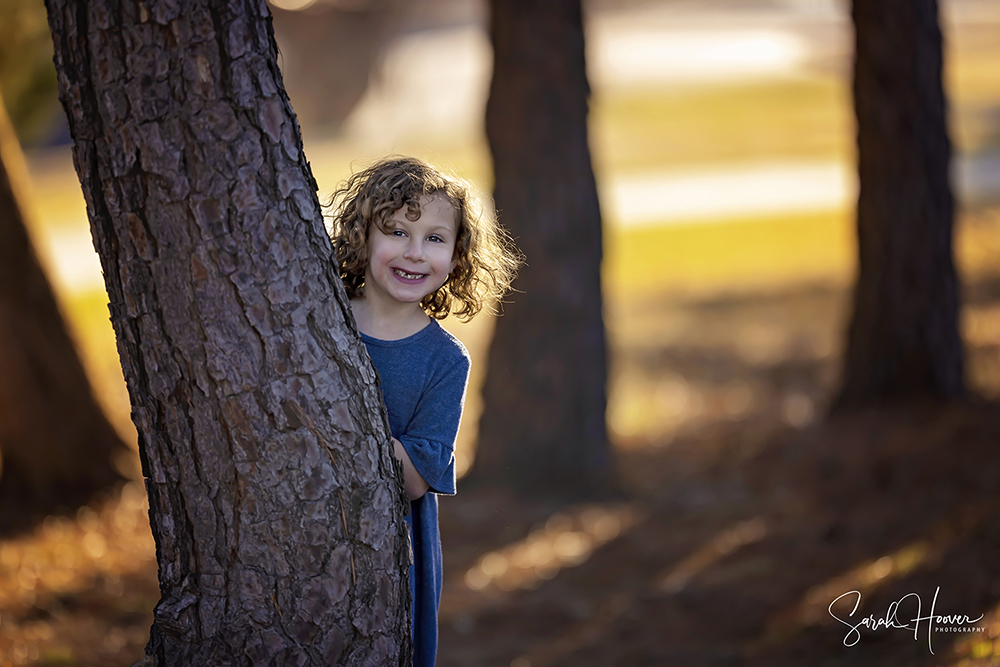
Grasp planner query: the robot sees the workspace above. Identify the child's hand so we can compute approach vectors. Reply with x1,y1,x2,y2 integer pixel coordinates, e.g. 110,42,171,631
393,437,430,501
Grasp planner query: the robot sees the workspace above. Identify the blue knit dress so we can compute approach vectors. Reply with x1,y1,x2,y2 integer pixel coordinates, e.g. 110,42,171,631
361,320,470,667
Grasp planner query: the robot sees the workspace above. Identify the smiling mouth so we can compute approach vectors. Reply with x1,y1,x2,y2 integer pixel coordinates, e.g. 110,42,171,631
393,268,426,280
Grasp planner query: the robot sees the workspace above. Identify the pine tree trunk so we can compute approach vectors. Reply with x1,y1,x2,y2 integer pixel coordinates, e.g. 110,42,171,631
836,0,964,408
45,1,411,664
0,97,126,529
471,0,612,498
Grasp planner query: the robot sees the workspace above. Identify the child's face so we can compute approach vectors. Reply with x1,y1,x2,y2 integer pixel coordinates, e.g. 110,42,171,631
363,193,458,310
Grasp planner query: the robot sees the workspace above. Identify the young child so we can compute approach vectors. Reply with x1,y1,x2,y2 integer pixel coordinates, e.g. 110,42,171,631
327,156,519,666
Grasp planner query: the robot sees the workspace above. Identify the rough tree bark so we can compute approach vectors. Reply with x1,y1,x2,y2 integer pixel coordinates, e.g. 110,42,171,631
836,0,964,408
45,1,411,664
0,95,126,529
470,0,613,498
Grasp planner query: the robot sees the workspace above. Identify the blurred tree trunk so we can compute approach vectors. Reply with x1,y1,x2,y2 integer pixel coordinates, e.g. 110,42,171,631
471,0,613,498
269,3,392,135
0,95,125,529
836,0,964,408
45,2,411,665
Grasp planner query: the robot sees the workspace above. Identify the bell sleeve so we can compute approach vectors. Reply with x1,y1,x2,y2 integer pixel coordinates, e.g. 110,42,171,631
397,353,470,496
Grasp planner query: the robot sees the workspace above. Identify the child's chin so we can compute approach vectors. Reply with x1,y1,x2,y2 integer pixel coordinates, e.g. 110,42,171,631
391,293,429,305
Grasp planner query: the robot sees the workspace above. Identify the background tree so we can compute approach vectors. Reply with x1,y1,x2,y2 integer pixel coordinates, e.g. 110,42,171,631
45,1,411,664
470,0,613,498
0,94,126,530
269,2,393,136
836,0,964,408
0,0,61,144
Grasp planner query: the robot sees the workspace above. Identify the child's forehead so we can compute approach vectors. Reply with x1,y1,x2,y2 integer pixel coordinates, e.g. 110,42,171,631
389,192,458,221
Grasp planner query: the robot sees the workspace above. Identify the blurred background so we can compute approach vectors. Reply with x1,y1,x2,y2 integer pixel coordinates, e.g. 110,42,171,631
2,0,1000,664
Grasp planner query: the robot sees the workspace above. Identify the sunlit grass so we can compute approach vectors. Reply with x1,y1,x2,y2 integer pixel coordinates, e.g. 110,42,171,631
945,21,1000,154
604,209,856,298
592,78,853,174
603,202,1000,302
947,16,1000,104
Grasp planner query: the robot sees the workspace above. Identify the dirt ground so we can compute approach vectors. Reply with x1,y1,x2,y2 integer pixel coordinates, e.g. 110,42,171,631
2,273,1000,666
437,402,1000,667
433,276,1000,667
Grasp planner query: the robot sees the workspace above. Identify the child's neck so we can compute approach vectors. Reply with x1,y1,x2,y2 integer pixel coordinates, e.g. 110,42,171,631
350,296,431,341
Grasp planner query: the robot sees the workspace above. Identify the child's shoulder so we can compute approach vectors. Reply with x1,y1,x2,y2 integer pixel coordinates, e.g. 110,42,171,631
425,321,471,368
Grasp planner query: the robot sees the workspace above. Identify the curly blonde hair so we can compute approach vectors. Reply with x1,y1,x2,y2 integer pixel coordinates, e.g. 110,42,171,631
326,156,521,322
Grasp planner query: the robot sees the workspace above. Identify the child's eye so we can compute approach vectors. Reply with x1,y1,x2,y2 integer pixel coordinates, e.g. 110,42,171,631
391,229,406,237
428,235,443,243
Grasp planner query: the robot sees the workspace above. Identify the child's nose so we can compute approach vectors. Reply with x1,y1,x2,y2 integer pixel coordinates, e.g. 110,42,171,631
403,239,425,261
